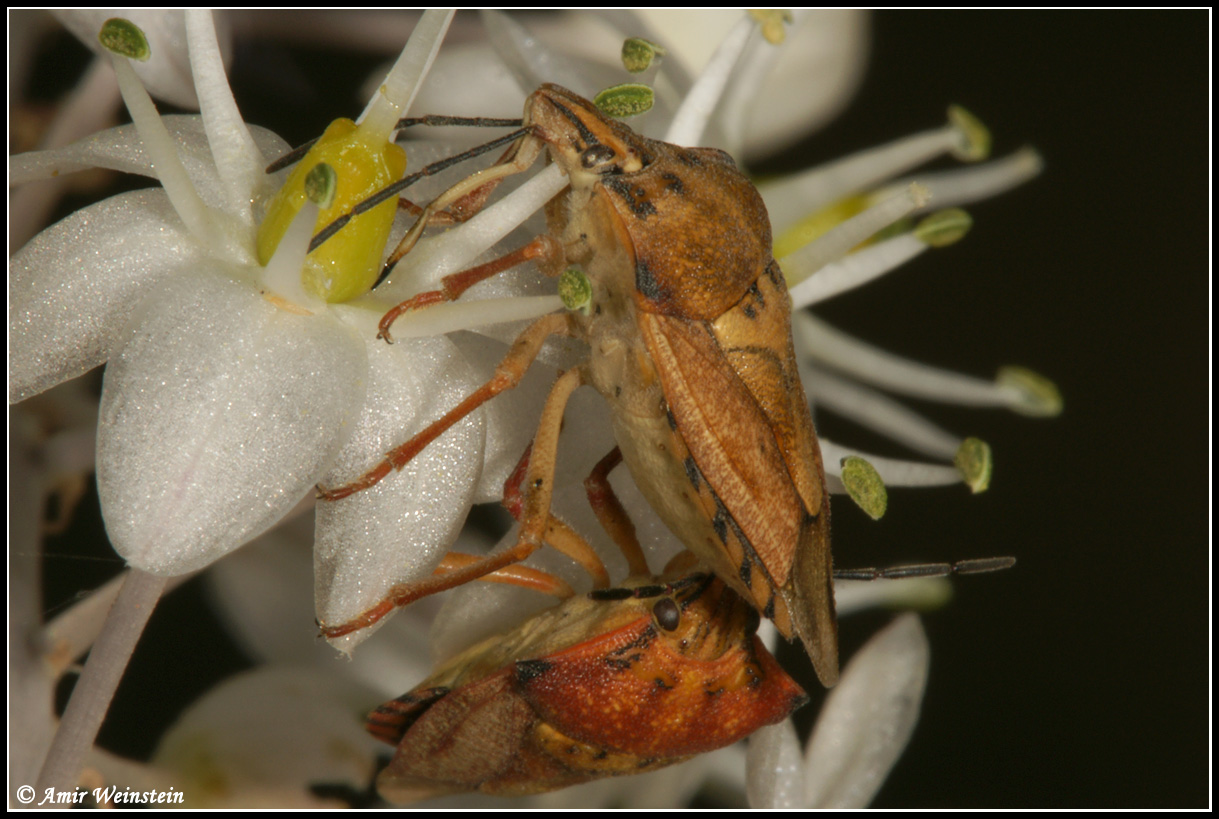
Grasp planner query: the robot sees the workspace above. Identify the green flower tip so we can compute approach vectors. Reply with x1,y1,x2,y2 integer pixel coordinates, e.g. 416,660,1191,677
621,37,666,73
748,10,794,45
948,105,991,162
99,18,151,61
558,268,593,315
840,456,888,520
915,208,973,247
996,366,1064,417
954,437,993,494
594,84,655,118
304,163,338,210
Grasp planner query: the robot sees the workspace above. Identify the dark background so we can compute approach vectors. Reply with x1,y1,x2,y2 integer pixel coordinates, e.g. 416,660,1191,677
799,11,1208,809
25,11,1208,808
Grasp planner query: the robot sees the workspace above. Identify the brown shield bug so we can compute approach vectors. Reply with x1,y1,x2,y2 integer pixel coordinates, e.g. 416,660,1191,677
366,571,806,802
314,83,840,685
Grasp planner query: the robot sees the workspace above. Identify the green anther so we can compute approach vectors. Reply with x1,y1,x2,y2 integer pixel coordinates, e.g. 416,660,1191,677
594,84,655,118
748,10,794,45
954,437,993,494
948,105,991,162
840,456,888,520
304,163,337,210
621,38,666,73
915,208,973,247
99,18,151,61
558,268,593,315
996,366,1064,417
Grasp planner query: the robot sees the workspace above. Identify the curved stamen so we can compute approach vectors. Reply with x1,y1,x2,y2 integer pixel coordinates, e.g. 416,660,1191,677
185,10,263,218
762,109,989,234
781,183,929,287
665,14,755,146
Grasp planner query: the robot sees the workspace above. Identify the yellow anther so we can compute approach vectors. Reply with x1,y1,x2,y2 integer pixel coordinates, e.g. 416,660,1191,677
257,118,406,303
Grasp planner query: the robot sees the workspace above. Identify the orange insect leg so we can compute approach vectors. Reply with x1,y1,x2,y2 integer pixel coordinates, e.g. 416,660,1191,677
378,233,562,343
317,312,569,501
583,448,650,578
503,442,610,589
319,366,589,638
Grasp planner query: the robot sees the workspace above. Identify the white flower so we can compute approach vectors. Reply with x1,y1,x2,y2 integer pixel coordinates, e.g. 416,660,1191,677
9,11,549,644
11,9,1055,809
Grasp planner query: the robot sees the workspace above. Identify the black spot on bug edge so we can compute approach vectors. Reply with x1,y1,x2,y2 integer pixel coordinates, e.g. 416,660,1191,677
654,677,675,690
712,507,728,544
766,261,783,286
603,176,657,220
665,404,678,430
676,150,703,167
743,303,757,319
661,172,684,194
684,457,701,490
635,260,665,302
516,659,554,682
738,559,752,586
614,385,622,397
605,657,633,671
595,749,609,760
763,596,776,620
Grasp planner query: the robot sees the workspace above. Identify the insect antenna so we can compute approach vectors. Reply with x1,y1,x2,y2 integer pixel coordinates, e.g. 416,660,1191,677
833,556,1016,582
265,115,525,173
307,126,530,254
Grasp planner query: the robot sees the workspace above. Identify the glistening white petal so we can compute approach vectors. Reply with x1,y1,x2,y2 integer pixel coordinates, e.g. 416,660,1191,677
803,613,930,808
97,268,368,575
9,189,204,403
315,312,484,653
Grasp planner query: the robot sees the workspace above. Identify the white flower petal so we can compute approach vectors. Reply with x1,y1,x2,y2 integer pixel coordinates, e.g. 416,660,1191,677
52,10,226,110
9,189,204,403
10,118,289,218
746,718,804,808
203,514,441,698
152,666,381,808
803,613,930,808
97,268,368,575
314,306,484,650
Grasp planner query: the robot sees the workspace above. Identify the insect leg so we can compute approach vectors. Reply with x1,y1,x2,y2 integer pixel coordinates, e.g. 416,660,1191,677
512,367,587,584
502,442,610,589
583,448,650,577
380,130,547,281
431,553,574,599
317,312,570,501
378,233,562,343
319,547,576,639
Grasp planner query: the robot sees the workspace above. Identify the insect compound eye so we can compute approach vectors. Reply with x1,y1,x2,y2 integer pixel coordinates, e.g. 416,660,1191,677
580,144,617,171
652,597,681,632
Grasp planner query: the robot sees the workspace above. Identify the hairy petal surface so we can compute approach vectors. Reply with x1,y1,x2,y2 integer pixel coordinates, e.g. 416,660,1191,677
97,269,367,574
315,306,484,650
9,189,205,403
